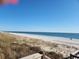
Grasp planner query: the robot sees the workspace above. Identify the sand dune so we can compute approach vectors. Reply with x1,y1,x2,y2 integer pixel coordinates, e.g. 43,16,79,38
10,33,79,48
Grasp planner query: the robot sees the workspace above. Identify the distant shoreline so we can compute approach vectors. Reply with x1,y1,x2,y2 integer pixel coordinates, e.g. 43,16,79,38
7,31,79,39
9,32,79,48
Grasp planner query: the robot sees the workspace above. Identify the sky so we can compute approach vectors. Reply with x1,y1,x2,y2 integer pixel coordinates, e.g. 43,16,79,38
0,0,79,33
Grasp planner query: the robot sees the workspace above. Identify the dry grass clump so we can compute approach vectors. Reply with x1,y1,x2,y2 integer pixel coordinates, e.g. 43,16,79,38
0,42,39,59
0,32,16,43
45,52,63,59
10,43,38,58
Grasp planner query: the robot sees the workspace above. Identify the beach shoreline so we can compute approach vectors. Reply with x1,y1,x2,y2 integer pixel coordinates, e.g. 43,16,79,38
9,32,79,48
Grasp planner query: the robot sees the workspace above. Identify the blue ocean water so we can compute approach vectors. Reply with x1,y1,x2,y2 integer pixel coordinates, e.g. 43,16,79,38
8,31,79,39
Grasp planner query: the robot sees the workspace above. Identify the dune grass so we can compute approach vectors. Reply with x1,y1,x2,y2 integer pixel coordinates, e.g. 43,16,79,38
0,32,64,59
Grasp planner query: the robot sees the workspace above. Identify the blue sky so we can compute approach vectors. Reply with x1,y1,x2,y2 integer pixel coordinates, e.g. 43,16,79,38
0,0,79,33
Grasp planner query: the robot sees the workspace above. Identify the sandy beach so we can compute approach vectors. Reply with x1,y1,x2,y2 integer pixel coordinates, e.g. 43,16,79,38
10,33,79,48
0,32,79,58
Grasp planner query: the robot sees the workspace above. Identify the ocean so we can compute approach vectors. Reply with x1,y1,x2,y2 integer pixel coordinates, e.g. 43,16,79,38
8,31,79,39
